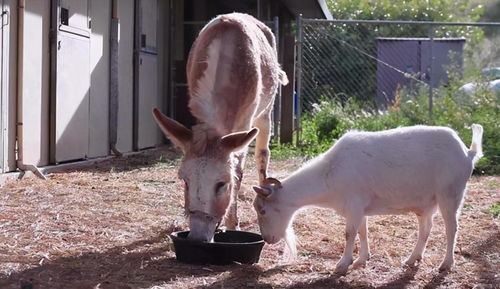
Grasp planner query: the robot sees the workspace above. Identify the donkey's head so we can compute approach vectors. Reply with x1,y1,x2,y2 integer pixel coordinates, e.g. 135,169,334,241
153,109,258,242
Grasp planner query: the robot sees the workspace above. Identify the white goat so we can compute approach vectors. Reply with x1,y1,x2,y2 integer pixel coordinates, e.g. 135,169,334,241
253,124,483,274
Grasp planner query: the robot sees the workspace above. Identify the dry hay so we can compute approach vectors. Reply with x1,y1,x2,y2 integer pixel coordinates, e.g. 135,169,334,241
0,146,498,289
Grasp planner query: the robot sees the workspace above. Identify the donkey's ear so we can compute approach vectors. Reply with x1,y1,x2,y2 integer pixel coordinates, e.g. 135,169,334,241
153,108,192,153
221,128,259,153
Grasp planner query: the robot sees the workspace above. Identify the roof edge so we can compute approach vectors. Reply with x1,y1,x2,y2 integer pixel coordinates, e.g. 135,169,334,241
316,0,333,20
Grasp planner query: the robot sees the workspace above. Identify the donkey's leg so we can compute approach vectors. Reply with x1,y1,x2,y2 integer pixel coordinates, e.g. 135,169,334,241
224,152,246,230
253,110,272,186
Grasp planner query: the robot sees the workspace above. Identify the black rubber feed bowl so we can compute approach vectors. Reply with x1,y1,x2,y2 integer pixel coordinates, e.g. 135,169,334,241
170,230,265,265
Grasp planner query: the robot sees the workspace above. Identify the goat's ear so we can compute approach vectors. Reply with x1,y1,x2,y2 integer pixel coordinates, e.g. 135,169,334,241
221,128,259,152
153,108,192,153
253,186,272,198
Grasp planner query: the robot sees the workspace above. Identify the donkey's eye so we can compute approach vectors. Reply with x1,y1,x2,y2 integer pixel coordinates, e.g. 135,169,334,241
259,209,266,215
215,182,226,194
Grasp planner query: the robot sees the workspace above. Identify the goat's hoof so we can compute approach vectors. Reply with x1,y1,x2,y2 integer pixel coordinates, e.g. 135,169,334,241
334,259,352,275
404,256,421,267
352,258,367,269
334,266,349,275
438,261,453,272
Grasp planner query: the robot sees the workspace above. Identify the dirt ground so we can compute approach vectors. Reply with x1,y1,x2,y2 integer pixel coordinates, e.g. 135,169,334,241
0,146,499,289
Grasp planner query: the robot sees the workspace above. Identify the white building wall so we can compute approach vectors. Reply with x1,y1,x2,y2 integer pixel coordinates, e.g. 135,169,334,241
116,0,134,152
4,0,18,172
22,0,50,166
1,0,169,173
89,0,111,158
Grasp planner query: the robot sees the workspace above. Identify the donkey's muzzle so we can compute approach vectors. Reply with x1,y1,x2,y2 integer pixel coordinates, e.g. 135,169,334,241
187,210,222,242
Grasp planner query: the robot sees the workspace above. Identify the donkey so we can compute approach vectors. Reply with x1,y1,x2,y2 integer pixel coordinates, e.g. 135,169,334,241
153,13,288,242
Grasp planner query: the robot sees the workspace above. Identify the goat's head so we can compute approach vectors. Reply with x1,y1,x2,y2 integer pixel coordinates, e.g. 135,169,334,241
153,108,258,242
253,178,295,247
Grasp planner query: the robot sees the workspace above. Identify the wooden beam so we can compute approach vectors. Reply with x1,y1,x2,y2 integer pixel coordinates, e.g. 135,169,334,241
280,35,295,143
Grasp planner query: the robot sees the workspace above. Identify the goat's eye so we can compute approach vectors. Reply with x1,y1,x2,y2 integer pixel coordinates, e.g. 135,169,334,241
215,182,226,194
260,209,266,215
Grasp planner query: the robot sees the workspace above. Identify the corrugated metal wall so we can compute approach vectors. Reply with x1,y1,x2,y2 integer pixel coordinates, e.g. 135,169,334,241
53,0,90,162
136,0,161,150
4,0,17,172
376,38,465,106
89,0,111,158
0,0,167,172
116,0,134,153
1,0,4,172
23,0,51,166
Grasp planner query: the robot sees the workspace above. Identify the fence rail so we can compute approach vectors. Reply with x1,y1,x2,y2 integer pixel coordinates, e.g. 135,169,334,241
295,16,500,143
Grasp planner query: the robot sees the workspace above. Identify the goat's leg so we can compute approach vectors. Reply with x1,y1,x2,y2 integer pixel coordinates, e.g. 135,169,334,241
253,111,272,186
439,209,458,271
405,208,436,266
352,216,370,269
224,152,246,230
336,214,363,274
437,186,465,271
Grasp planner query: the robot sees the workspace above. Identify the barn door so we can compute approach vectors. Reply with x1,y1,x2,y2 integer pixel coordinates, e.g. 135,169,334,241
51,0,91,163
135,0,160,150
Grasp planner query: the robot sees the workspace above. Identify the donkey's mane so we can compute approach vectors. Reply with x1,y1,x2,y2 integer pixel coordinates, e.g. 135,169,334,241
190,123,221,156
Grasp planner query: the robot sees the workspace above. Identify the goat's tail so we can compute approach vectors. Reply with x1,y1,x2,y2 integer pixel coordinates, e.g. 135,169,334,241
469,124,484,165
279,69,289,86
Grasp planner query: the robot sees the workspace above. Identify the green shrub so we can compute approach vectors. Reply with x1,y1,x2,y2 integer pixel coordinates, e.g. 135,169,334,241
271,80,499,175
488,203,500,218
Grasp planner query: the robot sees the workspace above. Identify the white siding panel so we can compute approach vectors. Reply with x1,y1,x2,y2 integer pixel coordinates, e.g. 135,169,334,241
1,1,4,172
6,0,18,171
23,0,50,166
88,0,111,158
141,0,157,49
116,0,134,152
60,0,89,30
137,52,159,149
55,32,90,162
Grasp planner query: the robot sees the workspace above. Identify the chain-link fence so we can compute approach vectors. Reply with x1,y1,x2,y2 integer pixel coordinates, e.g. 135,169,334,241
295,17,500,141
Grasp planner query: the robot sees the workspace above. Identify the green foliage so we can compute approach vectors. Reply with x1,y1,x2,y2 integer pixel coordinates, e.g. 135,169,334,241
303,0,487,105
277,0,498,174
485,180,500,188
462,203,473,211
488,203,500,218
327,0,484,22
271,79,499,175
326,0,485,44
269,142,302,161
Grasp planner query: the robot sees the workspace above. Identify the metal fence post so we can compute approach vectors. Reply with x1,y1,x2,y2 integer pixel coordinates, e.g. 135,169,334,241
428,25,434,118
295,14,303,145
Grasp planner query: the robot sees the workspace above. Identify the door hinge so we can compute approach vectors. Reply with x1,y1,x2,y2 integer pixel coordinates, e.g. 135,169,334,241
1,10,9,27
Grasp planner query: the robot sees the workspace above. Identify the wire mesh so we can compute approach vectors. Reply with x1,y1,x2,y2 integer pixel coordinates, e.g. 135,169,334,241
296,19,500,115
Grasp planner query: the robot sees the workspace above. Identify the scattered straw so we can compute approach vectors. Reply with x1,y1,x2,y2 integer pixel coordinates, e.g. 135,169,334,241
0,147,498,288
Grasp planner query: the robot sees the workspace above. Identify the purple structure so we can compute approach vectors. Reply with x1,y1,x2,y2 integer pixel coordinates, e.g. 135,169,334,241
376,37,465,108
